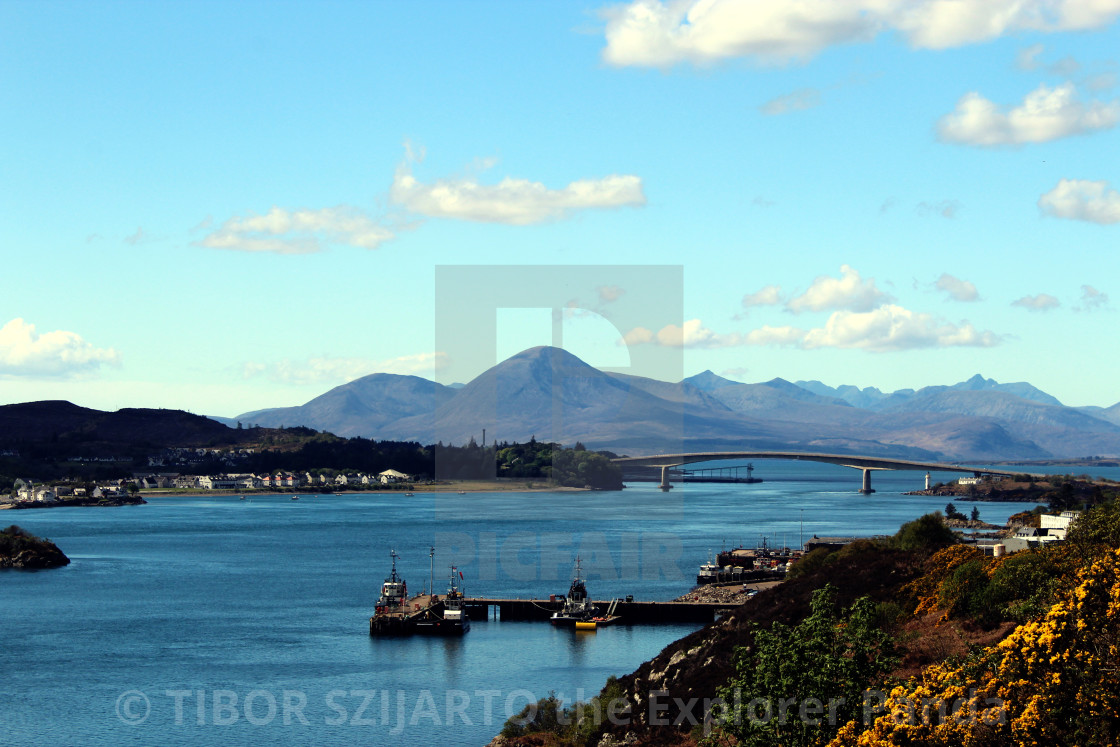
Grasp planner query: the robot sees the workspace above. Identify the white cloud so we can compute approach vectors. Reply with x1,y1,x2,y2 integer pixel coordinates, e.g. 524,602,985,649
0,318,121,378
744,325,806,346
655,319,742,348
621,326,654,346
1038,178,1120,223
760,88,821,115
737,305,1001,351
1011,293,1061,311
787,265,891,313
894,1,1120,49
601,0,878,66
741,284,783,308
197,206,395,254
124,227,147,245
800,305,1001,351
935,273,980,302
721,366,751,379
621,319,742,348
601,0,1120,67
1076,284,1110,311
243,352,448,386
391,153,645,225
937,82,1120,146
625,304,999,352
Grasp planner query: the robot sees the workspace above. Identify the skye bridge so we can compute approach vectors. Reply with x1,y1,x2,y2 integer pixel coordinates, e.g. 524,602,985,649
611,451,1026,494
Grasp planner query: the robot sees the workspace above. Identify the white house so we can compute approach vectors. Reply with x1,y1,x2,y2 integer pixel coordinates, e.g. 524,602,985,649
1039,511,1079,541
378,469,411,484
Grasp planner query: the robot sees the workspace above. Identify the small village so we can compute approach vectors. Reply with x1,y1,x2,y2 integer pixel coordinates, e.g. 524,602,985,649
1,468,417,506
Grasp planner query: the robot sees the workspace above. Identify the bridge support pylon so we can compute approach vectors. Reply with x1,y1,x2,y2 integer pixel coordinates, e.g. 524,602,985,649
859,468,875,495
659,465,673,491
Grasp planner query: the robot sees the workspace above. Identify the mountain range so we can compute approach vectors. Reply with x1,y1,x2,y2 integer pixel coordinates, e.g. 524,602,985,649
225,346,1120,462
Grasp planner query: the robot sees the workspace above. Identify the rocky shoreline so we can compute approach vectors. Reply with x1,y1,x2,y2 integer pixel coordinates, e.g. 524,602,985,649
672,579,785,606
0,525,70,569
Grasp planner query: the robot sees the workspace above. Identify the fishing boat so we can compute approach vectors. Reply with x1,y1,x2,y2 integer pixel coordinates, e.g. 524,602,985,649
550,558,598,628
415,566,471,636
369,550,411,635
696,550,721,584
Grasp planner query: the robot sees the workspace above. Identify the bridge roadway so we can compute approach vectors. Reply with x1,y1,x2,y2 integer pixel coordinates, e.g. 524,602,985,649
611,451,1025,494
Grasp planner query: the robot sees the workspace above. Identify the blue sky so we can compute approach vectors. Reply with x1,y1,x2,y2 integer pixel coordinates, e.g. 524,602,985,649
2,0,1118,416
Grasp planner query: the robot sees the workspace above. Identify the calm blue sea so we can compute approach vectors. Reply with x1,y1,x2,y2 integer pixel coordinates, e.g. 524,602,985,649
1,459,1101,746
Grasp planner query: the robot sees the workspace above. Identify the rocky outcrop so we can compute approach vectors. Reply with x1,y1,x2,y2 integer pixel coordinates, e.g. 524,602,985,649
0,525,70,569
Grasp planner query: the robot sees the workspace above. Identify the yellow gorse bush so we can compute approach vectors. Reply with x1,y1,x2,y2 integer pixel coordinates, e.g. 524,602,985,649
828,547,1120,746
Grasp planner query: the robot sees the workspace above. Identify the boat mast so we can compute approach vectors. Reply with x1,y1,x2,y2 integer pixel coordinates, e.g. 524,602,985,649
429,545,435,596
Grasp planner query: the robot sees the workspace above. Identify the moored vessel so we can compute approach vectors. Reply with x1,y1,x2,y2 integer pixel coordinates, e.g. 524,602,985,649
370,549,412,635
550,558,598,627
415,565,471,636
696,537,803,585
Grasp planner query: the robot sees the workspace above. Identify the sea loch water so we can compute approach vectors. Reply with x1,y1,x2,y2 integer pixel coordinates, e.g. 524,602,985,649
0,461,1082,745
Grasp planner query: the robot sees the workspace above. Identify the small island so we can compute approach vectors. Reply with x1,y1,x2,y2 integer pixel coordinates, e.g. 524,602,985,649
0,525,71,569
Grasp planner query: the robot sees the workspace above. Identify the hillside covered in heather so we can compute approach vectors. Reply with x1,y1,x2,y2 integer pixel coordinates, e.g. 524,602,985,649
493,481,1120,747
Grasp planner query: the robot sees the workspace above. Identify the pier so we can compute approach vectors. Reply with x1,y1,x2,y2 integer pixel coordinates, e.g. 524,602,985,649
461,597,731,623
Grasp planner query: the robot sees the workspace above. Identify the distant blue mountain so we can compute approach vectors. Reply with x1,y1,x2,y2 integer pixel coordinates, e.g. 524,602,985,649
1078,401,1120,427
795,373,1061,409
224,349,1120,461
235,373,455,438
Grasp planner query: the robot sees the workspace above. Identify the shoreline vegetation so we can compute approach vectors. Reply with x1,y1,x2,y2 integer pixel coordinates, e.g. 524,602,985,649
907,473,1117,511
492,484,1120,746
0,525,70,569
1,438,625,502
2,479,588,509
143,479,593,498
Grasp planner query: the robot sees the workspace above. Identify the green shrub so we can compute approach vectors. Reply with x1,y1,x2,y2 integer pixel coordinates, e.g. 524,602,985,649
892,512,957,551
